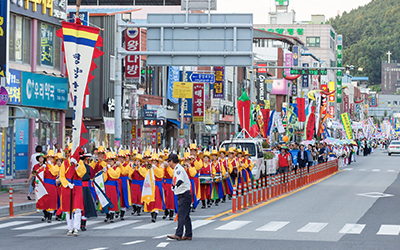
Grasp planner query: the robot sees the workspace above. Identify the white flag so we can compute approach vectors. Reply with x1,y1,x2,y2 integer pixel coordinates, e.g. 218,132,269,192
35,171,48,202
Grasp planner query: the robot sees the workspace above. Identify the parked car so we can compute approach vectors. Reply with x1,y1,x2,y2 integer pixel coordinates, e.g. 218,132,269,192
388,140,400,156
220,138,265,180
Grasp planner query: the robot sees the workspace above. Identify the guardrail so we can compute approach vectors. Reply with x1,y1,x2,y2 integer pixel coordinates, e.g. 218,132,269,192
233,159,339,212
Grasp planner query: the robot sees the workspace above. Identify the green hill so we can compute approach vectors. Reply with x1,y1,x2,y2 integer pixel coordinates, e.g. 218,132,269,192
330,0,400,86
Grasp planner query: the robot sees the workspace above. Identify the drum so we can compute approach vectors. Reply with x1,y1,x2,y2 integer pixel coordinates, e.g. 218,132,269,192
214,176,222,183
200,176,213,184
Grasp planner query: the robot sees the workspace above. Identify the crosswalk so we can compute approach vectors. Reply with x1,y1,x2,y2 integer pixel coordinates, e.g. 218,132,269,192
2,218,400,237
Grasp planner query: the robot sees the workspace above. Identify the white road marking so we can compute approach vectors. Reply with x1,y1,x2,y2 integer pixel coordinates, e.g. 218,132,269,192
215,220,251,231
339,223,366,234
377,225,400,235
372,169,381,172
54,220,102,229
358,169,367,171
133,221,174,230
297,222,328,233
121,240,145,245
0,221,31,229
192,220,215,230
387,170,396,172
153,234,168,239
88,248,109,250
343,168,353,171
93,220,140,229
156,242,169,248
256,221,290,232
12,223,55,230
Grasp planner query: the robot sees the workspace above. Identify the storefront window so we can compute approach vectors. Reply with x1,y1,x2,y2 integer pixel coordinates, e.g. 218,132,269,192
15,16,23,61
9,14,31,64
40,23,54,67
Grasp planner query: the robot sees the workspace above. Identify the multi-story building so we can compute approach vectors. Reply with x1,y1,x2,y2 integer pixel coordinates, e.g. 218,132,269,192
381,60,400,94
2,1,68,179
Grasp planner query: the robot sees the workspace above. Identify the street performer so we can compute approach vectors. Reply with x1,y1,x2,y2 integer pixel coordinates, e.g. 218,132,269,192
59,154,87,236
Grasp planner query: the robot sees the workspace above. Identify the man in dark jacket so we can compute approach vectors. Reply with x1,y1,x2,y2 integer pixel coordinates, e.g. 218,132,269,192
297,145,308,169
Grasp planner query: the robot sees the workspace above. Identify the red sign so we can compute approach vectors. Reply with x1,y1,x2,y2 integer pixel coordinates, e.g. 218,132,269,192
329,106,335,116
321,84,328,106
125,28,141,80
306,113,316,140
131,125,136,148
193,83,205,123
297,98,306,122
151,129,157,146
258,63,267,73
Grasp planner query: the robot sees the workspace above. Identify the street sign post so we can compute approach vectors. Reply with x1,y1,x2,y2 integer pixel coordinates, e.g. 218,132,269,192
190,73,215,83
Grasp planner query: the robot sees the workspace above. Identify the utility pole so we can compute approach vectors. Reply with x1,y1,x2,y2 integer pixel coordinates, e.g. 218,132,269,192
114,14,122,148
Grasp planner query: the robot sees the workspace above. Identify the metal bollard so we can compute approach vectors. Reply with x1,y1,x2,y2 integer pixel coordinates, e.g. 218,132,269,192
9,187,14,217
232,185,237,214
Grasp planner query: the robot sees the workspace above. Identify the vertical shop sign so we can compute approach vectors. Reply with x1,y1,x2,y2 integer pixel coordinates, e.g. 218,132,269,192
125,28,141,81
193,83,205,122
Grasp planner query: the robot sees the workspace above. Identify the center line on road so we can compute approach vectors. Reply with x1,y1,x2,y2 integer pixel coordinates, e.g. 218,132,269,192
215,220,251,230
256,221,290,232
339,223,366,234
377,225,400,235
387,170,396,172
297,222,328,233
122,240,145,245
372,169,381,172
358,169,367,171
156,242,169,248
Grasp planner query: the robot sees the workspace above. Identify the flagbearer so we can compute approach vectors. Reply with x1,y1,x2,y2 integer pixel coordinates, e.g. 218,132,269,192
59,156,87,236
42,149,60,222
103,152,121,223
32,153,50,222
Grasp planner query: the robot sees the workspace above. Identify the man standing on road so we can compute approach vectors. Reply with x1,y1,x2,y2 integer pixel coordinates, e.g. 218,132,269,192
167,154,193,241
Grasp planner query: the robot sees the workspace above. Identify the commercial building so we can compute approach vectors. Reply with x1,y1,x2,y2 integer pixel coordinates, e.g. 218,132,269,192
1,1,68,179
381,60,400,94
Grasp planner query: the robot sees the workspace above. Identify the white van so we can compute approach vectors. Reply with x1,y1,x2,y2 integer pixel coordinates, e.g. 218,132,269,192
220,138,265,180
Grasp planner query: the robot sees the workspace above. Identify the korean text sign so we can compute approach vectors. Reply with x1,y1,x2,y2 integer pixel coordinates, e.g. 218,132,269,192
21,71,68,109
193,83,204,122
125,28,140,80
213,67,224,98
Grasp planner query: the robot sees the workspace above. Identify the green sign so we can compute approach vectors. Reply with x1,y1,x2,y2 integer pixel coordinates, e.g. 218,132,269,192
259,28,303,36
336,35,343,103
275,0,289,5
290,68,327,75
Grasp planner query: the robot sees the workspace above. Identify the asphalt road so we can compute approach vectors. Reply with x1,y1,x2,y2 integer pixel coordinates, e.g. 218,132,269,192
1,149,399,250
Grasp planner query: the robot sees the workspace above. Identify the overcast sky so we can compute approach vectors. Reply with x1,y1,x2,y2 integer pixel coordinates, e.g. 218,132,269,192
216,0,372,24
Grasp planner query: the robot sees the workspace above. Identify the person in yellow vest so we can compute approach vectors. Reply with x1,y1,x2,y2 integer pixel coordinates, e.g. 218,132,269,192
210,149,224,206
243,150,254,182
189,144,201,211
142,153,165,223
54,152,65,221
117,149,133,220
130,153,146,216
199,151,214,209
103,151,121,223
90,145,107,178
219,148,233,202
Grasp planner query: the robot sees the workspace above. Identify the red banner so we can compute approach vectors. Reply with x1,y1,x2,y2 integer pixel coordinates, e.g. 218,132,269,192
261,109,270,138
297,98,306,122
193,83,205,122
306,113,315,140
125,28,141,80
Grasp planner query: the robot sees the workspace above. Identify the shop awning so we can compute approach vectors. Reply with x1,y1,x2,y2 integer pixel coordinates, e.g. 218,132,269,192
167,119,189,129
9,106,40,119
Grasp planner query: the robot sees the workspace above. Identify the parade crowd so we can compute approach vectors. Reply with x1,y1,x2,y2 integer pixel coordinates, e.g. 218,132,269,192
27,143,255,236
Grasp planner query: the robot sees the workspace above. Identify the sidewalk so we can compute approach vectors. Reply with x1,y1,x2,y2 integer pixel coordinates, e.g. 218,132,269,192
0,179,36,218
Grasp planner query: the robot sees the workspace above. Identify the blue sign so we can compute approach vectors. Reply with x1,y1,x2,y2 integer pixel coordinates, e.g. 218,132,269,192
0,0,8,77
190,73,215,83
371,95,376,107
293,46,299,66
14,119,29,171
6,69,21,105
21,71,68,109
69,11,89,26
144,110,157,119
5,126,14,179
179,98,192,118
302,63,309,88
289,149,300,166
167,66,179,104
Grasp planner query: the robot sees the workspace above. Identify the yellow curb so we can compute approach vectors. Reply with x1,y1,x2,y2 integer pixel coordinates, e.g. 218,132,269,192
211,170,343,221
0,211,37,221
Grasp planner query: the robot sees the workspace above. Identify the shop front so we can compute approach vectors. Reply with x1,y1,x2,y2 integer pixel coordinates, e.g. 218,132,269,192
3,70,68,179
